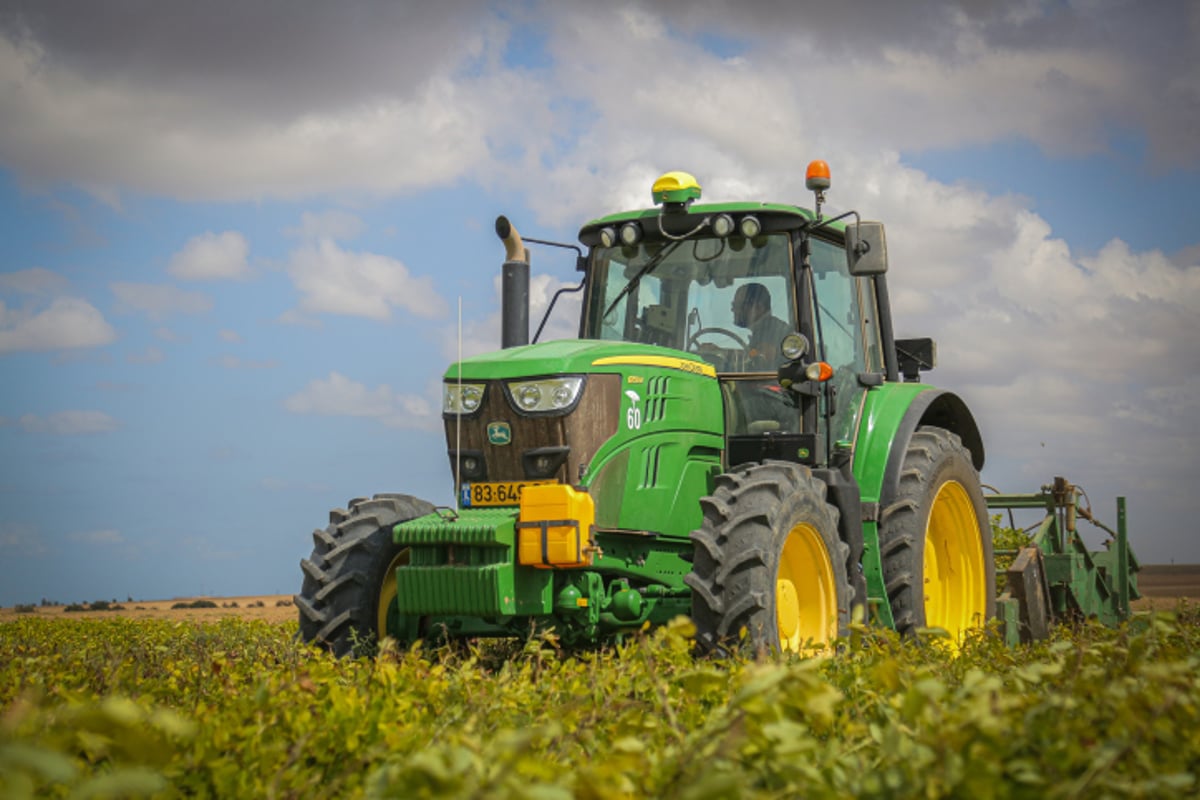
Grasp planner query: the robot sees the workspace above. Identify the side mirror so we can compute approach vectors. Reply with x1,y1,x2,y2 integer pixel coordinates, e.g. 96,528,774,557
846,221,888,276
896,337,937,382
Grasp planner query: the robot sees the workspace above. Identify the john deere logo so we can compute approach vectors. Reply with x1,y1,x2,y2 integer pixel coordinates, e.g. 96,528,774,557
487,421,512,446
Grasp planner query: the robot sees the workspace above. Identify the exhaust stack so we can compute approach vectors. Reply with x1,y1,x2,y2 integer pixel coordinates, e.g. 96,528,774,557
495,215,529,349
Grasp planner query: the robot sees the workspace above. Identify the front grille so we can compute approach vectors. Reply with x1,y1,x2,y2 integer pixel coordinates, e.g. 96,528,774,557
444,374,620,485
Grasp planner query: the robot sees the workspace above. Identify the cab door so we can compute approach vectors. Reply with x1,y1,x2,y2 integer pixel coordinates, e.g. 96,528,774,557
806,236,884,454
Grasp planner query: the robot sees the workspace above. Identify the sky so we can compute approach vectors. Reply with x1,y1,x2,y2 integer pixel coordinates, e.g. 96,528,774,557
0,0,1197,607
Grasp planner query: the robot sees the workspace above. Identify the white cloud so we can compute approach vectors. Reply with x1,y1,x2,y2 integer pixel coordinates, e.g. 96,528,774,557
284,371,402,417
0,295,117,353
215,355,277,370
285,239,448,321
68,529,124,545
275,308,323,328
126,346,165,365
218,328,242,343
0,522,47,557
0,10,535,201
0,267,70,295
286,210,365,242
0,2,1193,208
111,282,212,321
284,371,436,430
18,410,120,434
497,4,1198,229
167,231,250,280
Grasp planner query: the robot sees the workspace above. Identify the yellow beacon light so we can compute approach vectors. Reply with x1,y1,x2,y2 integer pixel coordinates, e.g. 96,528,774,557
652,171,702,206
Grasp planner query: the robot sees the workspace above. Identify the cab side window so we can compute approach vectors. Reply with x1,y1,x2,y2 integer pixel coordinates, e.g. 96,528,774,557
809,238,868,445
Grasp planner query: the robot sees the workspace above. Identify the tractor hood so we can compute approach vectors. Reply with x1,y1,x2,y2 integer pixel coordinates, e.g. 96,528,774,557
443,339,716,381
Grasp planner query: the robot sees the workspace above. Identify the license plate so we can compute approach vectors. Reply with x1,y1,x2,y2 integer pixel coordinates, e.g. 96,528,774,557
461,480,552,508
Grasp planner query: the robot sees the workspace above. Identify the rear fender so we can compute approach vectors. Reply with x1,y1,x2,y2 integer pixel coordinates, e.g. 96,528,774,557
851,383,984,628
854,383,984,506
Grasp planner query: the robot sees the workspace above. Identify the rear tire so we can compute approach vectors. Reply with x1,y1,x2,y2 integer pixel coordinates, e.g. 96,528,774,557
686,461,853,655
296,494,434,657
878,426,995,643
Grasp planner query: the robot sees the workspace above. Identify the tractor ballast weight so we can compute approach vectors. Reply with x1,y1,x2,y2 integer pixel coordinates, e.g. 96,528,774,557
297,166,1138,656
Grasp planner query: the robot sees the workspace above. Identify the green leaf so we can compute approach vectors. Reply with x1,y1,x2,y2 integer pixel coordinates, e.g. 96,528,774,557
68,768,166,799
0,742,77,783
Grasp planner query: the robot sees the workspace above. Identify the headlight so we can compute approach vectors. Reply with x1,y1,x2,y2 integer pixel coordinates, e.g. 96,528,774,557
780,333,809,361
506,376,584,414
444,383,486,414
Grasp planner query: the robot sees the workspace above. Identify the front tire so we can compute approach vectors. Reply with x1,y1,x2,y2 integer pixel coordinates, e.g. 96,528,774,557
296,494,434,656
878,426,995,643
686,462,853,655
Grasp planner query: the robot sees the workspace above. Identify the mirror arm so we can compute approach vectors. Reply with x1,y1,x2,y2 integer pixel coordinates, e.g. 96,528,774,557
522,236,588,272
802,209,860,235
533,281,586,344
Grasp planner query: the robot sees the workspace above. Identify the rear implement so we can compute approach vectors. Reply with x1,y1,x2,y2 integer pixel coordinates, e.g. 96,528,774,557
990,477,1138,645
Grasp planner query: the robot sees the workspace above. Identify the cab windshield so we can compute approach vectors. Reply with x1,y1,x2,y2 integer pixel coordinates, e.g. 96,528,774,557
585,234,797,372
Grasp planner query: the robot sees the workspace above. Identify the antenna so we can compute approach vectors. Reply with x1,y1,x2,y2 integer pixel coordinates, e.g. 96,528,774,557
455,296,462,507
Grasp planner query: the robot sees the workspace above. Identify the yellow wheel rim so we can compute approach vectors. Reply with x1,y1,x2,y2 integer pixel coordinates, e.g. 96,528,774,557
376,549,409,639
776,523,837,652
923,480,987,644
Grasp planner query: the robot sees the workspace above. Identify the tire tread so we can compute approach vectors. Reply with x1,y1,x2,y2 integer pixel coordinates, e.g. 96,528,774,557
297,493,435,656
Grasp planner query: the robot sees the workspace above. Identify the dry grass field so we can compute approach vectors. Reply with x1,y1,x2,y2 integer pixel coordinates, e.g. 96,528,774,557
0,594,297,623
1131,563,1200,610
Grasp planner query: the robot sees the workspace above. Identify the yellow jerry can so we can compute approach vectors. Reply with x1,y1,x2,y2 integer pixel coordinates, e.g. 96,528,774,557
517,483,596,568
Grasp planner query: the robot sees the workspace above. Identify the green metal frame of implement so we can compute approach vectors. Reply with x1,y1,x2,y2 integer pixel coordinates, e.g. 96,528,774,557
989,477,1139,645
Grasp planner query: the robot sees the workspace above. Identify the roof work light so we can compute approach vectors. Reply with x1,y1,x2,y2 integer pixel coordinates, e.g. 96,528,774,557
619,221,643,246
711,213,735,237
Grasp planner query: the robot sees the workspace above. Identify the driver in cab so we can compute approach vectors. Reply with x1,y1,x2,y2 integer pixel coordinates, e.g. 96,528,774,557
732,282,791,370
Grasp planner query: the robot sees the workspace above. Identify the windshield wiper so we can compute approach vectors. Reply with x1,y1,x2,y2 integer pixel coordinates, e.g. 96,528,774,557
601,241,682,321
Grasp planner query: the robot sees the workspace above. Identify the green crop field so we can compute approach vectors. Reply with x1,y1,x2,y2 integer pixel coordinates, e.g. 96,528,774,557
2,610,1197,799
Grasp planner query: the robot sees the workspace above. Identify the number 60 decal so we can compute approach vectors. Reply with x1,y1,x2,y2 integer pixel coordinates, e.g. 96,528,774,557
624,389,642,430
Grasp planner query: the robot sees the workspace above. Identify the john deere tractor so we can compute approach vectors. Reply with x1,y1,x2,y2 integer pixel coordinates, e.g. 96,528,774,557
297,164,1135,656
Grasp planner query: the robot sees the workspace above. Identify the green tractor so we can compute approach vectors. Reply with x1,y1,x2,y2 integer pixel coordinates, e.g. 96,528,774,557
297,164,1134,656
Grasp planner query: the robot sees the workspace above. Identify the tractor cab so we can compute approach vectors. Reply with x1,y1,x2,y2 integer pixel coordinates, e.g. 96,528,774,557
578,169,888,469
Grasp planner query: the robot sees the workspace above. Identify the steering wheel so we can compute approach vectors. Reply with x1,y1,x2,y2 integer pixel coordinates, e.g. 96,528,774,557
687,327,748,352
